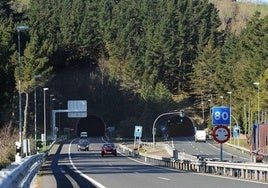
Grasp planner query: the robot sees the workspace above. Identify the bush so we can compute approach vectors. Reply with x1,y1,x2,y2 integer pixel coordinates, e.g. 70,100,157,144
0,123,18,169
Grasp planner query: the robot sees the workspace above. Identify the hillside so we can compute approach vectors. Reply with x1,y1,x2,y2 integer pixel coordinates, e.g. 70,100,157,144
214,0,268,34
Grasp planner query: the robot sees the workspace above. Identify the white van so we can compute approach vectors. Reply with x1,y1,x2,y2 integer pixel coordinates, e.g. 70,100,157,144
195,130,206,142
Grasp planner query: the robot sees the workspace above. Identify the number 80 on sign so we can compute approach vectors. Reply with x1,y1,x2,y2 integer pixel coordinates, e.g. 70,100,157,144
212,106,230,125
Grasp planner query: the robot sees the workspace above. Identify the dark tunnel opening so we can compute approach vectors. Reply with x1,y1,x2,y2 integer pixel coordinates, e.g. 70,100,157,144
76,115,106,137
166,116,195,137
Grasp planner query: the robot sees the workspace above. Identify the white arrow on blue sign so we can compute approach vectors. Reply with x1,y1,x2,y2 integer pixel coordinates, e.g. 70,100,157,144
212,106,231,125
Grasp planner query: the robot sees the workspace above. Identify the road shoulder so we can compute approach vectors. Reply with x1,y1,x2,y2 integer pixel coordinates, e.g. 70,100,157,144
30,143,60,188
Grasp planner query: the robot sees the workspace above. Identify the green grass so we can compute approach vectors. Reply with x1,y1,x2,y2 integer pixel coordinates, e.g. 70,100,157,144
230,138,250,148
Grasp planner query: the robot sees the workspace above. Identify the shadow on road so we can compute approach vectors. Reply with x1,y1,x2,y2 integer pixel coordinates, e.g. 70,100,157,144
39,143,96,188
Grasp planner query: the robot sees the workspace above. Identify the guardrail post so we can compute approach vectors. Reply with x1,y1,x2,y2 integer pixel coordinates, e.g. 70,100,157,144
255,170,258,180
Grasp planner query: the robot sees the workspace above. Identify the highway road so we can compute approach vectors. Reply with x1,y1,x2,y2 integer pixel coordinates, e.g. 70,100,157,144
172,137,250,162
32,137,267,188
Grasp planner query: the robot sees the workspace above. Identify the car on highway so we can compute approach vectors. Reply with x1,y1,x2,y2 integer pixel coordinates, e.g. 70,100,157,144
77,137,90,151
101,143,117,157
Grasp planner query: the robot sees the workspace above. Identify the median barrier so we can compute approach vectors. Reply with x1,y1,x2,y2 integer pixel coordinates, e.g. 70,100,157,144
118,143,268,183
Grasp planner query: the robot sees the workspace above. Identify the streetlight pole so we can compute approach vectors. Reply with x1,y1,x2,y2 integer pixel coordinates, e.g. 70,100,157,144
254,82,260,124
152,110,184,148
220,96,223,105
34,75,41,154
50,95,56,139
201,97,204,124
58,101,62,138
17,25,28,157
227,91,232,143
43,88,49,151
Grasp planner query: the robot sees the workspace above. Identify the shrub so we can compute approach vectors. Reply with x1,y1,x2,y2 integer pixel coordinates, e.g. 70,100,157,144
0,123,18,169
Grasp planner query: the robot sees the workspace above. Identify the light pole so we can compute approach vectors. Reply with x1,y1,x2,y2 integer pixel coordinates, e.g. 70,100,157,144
201,99,205,124
152,110,184,148
220,96,223,105
43,88,49,151
254,82,260,124
50,94,54,138
227,91,232,143
17,25,29,157
58,101,62,138
34,75,41,153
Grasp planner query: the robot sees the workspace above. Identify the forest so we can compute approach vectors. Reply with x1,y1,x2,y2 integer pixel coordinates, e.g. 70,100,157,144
1,0,268,165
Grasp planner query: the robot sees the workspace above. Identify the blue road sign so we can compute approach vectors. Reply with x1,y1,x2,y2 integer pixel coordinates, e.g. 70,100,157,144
134,126,142,137
212,106,231,125
233,126,240,138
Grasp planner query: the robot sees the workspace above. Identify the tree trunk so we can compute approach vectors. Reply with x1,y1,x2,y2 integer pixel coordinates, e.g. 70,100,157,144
23,92,29,140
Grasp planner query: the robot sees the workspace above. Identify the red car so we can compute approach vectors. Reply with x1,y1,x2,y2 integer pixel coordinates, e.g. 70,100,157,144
101,143,117,157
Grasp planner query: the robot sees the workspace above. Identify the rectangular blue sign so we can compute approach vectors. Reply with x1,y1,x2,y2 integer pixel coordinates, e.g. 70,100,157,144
134,126,142,137
212,106,231,125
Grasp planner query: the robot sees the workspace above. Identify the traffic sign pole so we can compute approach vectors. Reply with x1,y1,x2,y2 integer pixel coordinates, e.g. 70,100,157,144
212,125,231,161
220,144,223,162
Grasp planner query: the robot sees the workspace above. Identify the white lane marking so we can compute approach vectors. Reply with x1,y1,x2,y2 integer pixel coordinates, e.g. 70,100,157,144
68,139,106,188
158,177,170,181
207,142,249,161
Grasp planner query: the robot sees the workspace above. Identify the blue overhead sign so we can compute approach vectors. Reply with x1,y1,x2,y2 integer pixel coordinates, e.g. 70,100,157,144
212,106,231,125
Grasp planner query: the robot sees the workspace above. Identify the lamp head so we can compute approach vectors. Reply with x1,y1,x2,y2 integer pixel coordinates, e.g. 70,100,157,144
34,75,41,79
253,82,260,86
17,26,29,32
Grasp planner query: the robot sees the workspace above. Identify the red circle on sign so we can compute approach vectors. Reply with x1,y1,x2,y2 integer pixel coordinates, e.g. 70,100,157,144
212,125,230,144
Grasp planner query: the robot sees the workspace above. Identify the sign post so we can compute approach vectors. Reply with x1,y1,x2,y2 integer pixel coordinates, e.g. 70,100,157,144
134,126,142,149
212,106,231,161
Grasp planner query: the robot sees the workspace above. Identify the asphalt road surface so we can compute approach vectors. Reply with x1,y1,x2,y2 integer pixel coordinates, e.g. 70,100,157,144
171,137,250,162
31,137,267,188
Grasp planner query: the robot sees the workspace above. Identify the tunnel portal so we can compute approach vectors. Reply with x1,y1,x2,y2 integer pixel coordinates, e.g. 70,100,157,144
76,115,106,137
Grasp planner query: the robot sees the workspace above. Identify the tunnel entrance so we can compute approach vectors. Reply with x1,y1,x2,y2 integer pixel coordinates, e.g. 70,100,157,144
166,116,195,137
76,115,106,137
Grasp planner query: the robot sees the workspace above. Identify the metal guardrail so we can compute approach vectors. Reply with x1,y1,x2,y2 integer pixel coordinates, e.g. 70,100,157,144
119,144,268,183
0,154,45,188
0,140,56,188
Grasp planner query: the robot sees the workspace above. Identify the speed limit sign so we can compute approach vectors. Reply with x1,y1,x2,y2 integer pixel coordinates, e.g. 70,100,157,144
212,106,230,125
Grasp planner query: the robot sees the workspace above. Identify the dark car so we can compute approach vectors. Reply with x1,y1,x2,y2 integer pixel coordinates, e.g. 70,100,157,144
101,143,117,157
77,138,90,151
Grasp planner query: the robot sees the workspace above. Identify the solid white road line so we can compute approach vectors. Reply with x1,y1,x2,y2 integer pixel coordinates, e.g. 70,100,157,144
68,139,106,188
